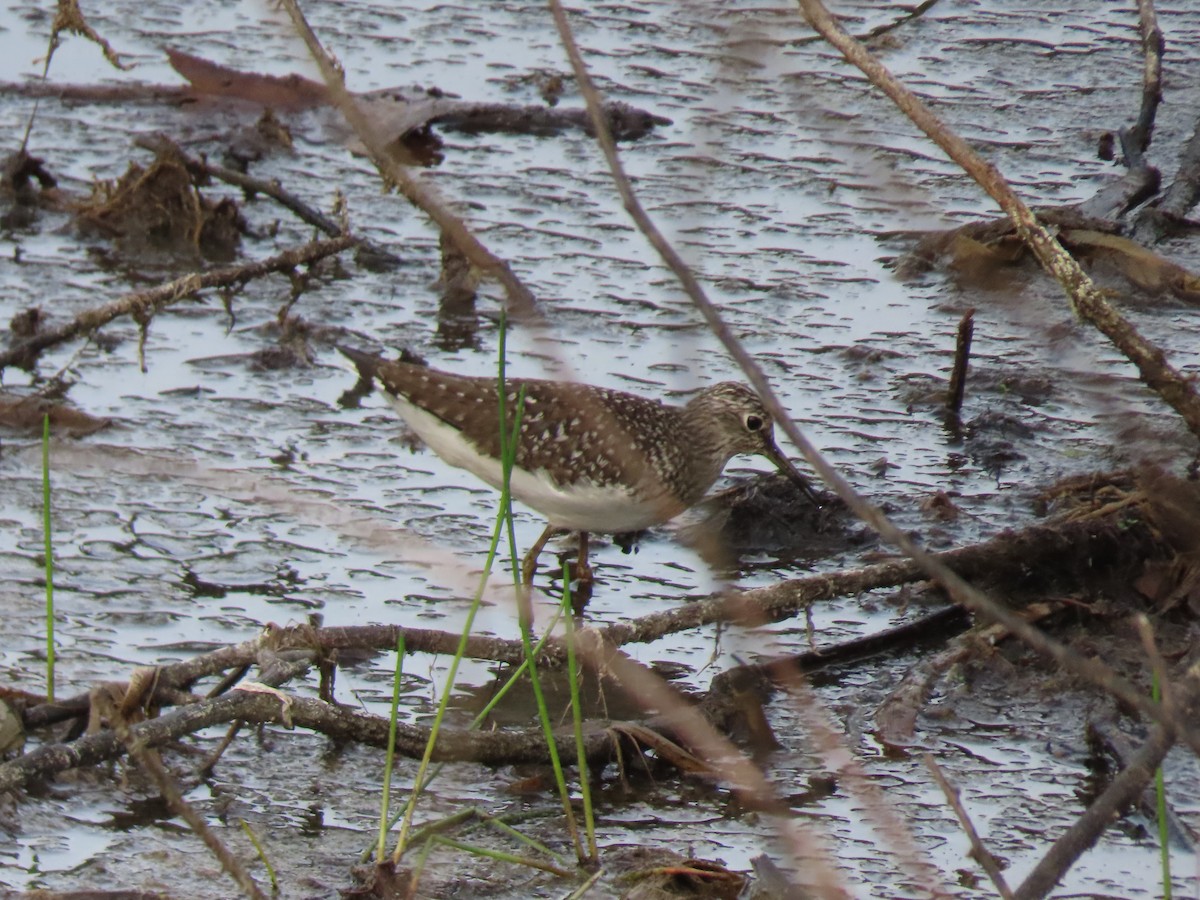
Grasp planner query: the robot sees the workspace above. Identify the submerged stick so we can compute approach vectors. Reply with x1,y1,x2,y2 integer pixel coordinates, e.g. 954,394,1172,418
925,755,1015,900
945,308,974,420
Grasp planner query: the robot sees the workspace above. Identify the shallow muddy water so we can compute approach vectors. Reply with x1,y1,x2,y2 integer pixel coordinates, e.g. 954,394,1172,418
2,0,1200,897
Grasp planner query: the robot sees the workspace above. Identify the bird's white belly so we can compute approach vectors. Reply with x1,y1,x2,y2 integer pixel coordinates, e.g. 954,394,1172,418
385,395,676,533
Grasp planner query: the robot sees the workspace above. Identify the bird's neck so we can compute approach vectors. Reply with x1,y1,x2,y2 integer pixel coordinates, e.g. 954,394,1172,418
673,412,734,506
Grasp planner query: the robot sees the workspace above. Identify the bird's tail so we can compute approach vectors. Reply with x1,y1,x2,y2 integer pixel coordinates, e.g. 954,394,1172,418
336,345,384,383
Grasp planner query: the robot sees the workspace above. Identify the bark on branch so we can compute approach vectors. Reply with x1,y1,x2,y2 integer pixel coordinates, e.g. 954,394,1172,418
797,0,1200,443
0,234,357,372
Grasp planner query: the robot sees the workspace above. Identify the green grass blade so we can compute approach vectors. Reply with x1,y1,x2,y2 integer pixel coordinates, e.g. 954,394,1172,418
238,819,278,892
480,812,568,865
1153,672,1171,898
492,314,583,860
467,606,564,725
495,309,527,595
562,579,597,860
42,413,55,705
378,631,406,863
431,836,574,878
515,581,582,860
392,372,523,861
391,531,496,862
379,607,565,851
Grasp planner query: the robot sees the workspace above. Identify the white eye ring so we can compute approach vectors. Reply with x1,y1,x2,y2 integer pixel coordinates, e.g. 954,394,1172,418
745,414,765,432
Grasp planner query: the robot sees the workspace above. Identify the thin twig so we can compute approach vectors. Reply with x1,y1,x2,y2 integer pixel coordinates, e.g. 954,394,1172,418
862,0,943,42
1090,718,1196,852
1134,614,1174,714
945,308,974,420
102,690,269,900
924,754,1015,900
276,0,542,325
798,0,1200,442
777,669,954,897
0,234,356,372
132,133,402,267
548,6,951,896
549,0,1200,758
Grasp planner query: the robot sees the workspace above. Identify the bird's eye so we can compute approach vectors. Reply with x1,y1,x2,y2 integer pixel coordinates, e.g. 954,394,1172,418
745,414,765,432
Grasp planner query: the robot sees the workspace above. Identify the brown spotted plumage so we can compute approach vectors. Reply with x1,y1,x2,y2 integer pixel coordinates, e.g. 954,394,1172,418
340,347,820,586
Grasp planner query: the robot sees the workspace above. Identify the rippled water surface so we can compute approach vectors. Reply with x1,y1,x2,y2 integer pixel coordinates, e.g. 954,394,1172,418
2,0,1199,896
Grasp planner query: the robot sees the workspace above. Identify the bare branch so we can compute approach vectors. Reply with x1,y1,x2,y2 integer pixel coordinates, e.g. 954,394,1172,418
547,0,1200,757
797,0,1200,442
0,235,356,372
1014,701,1186,897
925,755,1015,899
277,0,543,325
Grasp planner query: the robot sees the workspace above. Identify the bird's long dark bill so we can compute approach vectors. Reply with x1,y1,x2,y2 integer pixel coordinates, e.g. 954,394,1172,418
763,440,822,507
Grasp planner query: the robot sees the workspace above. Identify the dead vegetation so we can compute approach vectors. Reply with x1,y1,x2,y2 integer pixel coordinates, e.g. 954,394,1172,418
2,1,1200,899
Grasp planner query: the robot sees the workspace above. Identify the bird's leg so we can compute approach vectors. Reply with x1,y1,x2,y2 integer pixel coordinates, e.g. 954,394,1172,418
568,531,595,614
522,523,559,585
574,531,595,586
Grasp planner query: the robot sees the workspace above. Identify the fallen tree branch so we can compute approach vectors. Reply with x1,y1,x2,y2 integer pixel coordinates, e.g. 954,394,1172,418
0,80,191,104
1014,667,1200,899
19,494,1146,736
798,0,1200,442
0,234,357,372
0,676,616,795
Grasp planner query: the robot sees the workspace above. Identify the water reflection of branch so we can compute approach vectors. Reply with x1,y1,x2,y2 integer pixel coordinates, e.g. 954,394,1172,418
1073,0,1161,227
1130,0,1200,239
